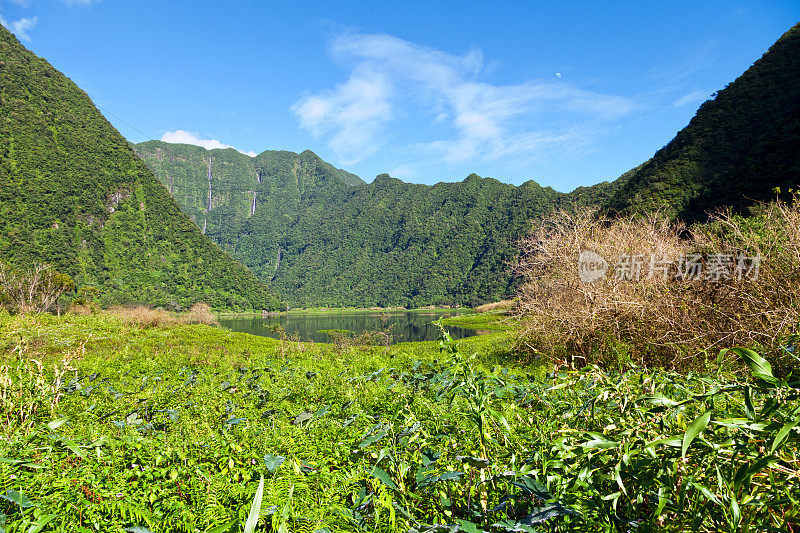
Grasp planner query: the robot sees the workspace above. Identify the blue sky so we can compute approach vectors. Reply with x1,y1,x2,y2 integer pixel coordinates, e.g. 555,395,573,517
1,1,798,190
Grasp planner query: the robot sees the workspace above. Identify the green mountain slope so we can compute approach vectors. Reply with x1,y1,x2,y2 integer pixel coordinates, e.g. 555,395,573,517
134,23,800,308
135,140,560,307
603,22,800,219
0,26,282,311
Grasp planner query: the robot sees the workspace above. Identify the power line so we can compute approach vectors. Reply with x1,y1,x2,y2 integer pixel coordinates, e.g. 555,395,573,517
97,105,156,142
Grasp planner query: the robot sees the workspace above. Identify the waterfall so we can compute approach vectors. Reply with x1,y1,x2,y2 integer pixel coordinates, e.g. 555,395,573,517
251,191,257,215
275,247,282,270
206,156,213,213
255,169,260,183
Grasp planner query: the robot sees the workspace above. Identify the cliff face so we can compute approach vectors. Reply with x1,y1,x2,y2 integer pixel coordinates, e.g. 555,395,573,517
0,26,282,310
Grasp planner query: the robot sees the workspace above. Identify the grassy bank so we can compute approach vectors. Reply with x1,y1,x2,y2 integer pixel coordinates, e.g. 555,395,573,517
1,312,798,532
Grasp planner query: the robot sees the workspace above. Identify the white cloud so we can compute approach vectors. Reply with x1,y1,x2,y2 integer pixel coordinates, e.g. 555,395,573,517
0,15,37,42
161,130,256,157
292,32,635,167
673,89,710,108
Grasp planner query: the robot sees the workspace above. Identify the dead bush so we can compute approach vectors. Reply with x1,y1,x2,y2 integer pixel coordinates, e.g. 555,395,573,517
108,306,176,328
514,200,800,372
181,302,218,325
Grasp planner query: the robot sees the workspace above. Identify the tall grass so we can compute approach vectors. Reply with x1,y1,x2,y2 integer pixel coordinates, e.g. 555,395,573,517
514,198,800,371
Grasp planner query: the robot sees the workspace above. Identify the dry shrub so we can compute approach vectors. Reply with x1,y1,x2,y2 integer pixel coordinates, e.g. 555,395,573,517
108,306,176,328
514,200,800,371
475,300,515,313
181,302,218,325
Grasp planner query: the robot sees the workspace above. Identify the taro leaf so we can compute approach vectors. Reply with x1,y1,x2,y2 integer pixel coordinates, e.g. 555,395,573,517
438,471,464,483
243,475,264,533
0,490,33,508
453,519,481,533
771,414,800,453
107,386,123,399
264,454,285,474
512,476,554,500
725,348,779,386
456,455,490,469
226,417,246,426
219,381,232,391
314,405,329,419
293,411,314,426
164,409,179,421
371,466,399,490
81,385,97,397
111,420,126,430
125,412,143,426
523,503,579,524
124,528,155,533
682,410,712,459
492,520,536,533
421,449,440,466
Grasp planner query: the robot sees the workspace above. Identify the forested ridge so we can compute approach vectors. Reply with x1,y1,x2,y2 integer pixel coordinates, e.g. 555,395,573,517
0,26,282,311
136,140,561,308
136,23,800,307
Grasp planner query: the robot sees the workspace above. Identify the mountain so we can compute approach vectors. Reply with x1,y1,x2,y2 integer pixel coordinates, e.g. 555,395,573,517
134,141,560,307
134,23,800,308
0,26,282,311
602,22,800,219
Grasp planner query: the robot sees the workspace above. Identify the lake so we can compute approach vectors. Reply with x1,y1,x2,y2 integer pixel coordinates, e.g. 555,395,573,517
219,310,478,344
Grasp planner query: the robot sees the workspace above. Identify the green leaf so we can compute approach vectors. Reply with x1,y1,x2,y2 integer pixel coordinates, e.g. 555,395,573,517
725,348,778,386
243,475,264,533
124,527,154,533
371,466,398,490
27,514,57,533
0,490,33,509
263,454,285,474
206,521,237,533
46,417,69,431
639,394,680,407
682,410,711,459
743,386,755,420
771,414,800,453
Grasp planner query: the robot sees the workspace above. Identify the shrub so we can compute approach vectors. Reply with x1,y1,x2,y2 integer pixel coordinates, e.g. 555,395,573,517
514,199,800,371
107,306,176,328
0,262,75,314
181,302,219,325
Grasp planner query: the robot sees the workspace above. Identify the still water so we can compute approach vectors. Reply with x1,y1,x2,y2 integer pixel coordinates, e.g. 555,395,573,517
219,311,478,344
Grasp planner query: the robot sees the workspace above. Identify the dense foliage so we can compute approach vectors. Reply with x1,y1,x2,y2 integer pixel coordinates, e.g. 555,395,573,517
135,141,561,308
1,313,798,532
602,22,800,220
0,27,282,311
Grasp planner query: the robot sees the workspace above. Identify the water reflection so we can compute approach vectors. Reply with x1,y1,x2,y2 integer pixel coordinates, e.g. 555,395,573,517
219,311,477,344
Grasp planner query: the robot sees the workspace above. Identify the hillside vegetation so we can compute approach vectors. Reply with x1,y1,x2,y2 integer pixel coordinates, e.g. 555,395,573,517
0,27,282,311
136,23,800,308
135,142,561,308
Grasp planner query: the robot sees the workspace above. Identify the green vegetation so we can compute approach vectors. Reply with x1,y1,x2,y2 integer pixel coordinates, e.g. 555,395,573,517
0,27,281,311
2,312,799,532
136,139,562,308
134,22,800,309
